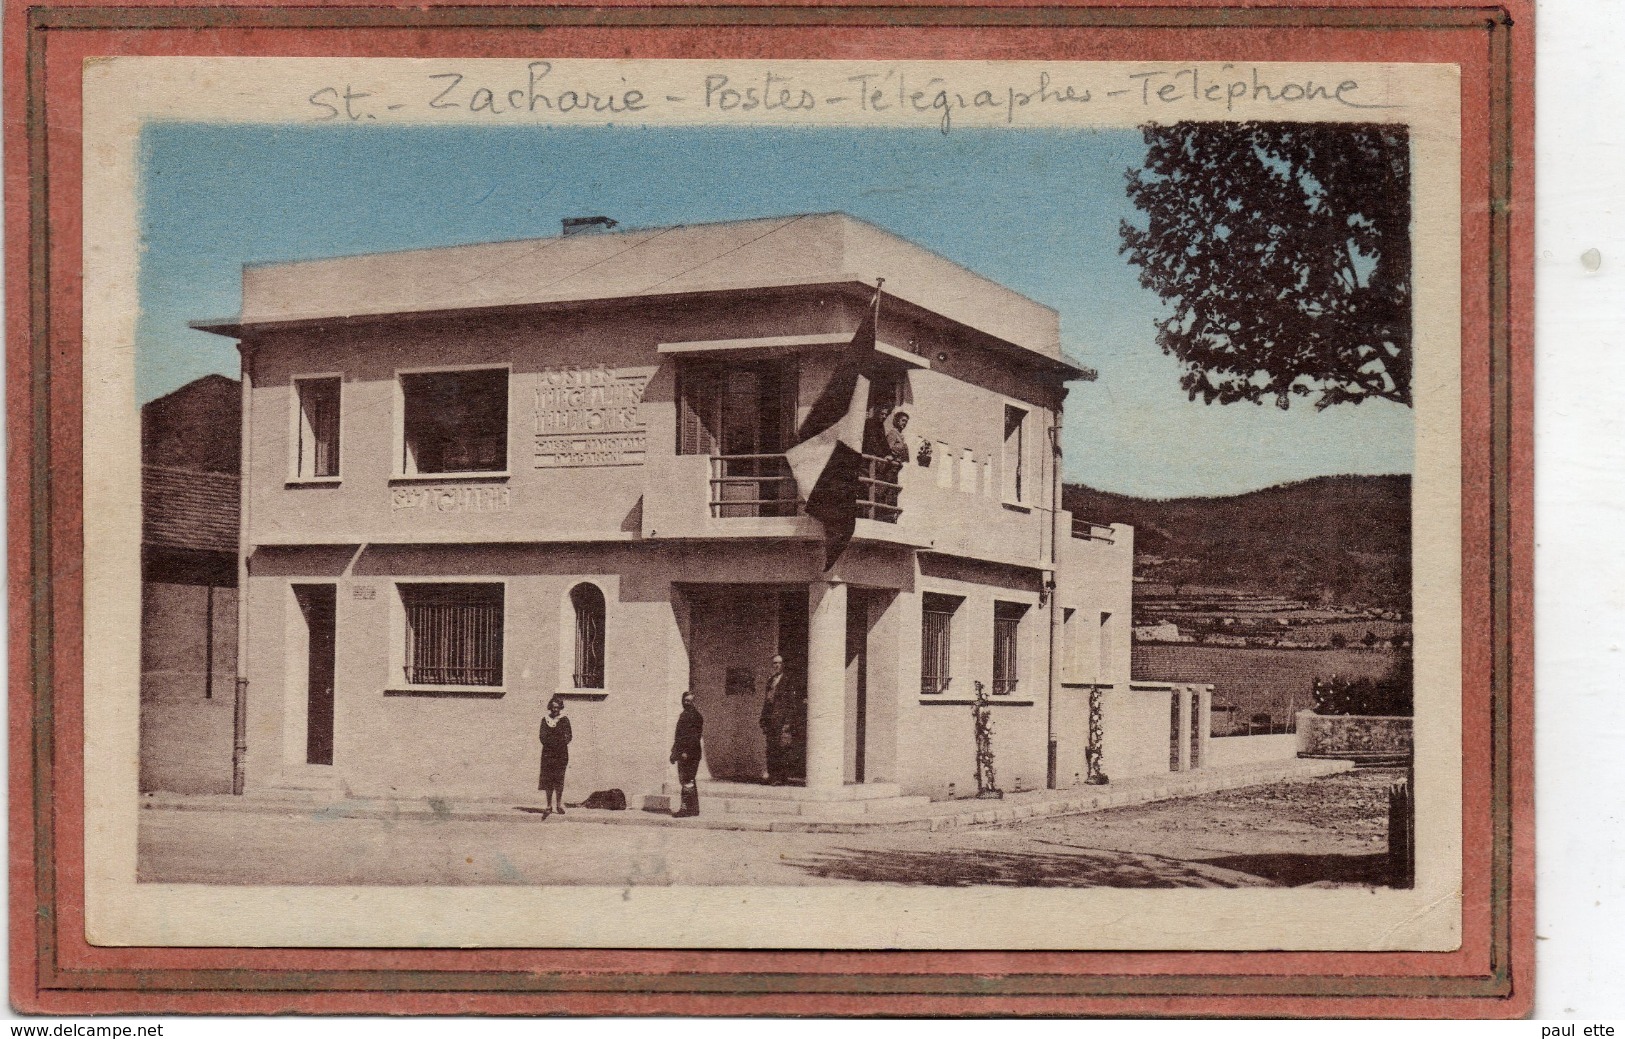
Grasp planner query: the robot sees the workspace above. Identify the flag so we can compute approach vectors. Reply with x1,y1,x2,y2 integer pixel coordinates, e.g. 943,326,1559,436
786,286,882,570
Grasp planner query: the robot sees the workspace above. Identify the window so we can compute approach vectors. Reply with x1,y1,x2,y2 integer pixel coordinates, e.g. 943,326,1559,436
1098,611,1115,682
293,376,341,479
920,593,961,695
677,360,796,457
1003,404,1027,503
400,583,504,687
1061,607,1077,682
993,601,1028,695
569,583,606,689
399,368,508,475
682,360,799,518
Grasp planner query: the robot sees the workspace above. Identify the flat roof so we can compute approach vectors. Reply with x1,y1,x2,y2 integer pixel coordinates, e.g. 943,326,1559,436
205,213,1069,366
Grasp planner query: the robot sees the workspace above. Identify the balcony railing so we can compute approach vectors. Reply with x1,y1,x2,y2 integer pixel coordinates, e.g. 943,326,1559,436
1071,517,1116,543
709,454,800,518
858,453,903,523
708,453,904,522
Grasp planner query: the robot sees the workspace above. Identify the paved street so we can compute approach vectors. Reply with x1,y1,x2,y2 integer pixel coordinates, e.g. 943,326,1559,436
138,770,1397,888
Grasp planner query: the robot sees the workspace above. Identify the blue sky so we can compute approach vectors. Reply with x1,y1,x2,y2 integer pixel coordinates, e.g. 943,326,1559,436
138,122,1413,497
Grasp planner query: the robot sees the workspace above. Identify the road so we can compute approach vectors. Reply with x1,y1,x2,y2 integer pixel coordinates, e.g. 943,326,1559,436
137,770,1396,888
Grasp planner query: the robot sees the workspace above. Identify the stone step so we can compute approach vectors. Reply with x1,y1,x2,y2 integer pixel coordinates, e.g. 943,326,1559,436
642,791,934,816
661,780,904,802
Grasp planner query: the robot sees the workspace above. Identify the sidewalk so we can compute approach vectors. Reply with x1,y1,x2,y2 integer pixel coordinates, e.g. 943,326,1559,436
141,758,1353,834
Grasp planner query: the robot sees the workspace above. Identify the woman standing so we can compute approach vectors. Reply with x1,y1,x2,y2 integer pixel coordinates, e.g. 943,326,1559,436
538,695,573,815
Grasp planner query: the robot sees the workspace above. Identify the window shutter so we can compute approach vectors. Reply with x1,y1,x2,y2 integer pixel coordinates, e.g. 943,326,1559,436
779,360,800,450
679,366,720,456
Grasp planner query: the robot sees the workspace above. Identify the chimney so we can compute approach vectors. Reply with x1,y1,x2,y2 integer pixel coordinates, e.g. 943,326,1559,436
562,216,619,237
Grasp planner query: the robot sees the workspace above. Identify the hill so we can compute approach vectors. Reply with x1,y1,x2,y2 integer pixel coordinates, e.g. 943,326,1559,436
1064,474,1411,612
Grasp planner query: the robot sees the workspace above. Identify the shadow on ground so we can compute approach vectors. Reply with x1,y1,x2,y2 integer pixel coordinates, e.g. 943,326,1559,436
1196,852,1395,887
784,846,1273,887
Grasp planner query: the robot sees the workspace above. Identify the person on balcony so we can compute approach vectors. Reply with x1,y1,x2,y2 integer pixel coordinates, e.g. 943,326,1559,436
877,409,911,521
862,403,890,459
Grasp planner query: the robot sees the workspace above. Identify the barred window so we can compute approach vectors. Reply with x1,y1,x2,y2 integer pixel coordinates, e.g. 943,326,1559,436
401,583,504,687
570,583,606,689
921,593,961,695
294,376,341,479
993,601,1027,696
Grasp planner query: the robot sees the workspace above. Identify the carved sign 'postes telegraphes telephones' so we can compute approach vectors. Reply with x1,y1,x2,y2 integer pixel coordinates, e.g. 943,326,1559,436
533,366,654,468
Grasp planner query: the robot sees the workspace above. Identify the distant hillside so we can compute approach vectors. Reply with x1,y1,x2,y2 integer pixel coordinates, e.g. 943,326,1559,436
1064,475,1411,611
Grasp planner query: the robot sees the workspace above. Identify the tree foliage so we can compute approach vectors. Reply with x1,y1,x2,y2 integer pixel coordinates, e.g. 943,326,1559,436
1120,121,1412,410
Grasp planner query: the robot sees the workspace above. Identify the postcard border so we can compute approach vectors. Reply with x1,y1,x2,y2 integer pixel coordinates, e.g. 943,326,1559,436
6,0,1533,1017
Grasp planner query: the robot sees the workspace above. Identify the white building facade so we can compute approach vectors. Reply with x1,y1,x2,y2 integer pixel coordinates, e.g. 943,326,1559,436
198,214,1210,808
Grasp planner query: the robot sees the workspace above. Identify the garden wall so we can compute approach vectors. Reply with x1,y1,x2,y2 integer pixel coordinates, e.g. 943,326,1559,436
1295,711,1412,761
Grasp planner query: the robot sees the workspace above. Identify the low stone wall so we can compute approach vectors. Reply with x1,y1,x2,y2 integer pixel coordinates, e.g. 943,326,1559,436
1205,733,1299,768
1295,711,1412,760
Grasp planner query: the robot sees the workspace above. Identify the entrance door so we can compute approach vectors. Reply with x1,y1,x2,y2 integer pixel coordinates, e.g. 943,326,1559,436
296,585,336,766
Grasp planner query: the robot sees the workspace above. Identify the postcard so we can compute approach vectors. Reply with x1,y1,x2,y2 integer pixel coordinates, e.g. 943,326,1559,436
10,2,1532,1016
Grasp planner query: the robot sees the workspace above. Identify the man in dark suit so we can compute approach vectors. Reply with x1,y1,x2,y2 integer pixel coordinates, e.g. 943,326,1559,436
670,690,705,818
760,653,791,785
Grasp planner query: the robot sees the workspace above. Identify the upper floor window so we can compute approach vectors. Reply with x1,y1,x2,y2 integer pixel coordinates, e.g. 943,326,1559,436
682,360,799,518
570,583,606,689
292,375,341,480
921,592,962,695
399,367,508,476
678,360,797,457
399,582,504,688
1003,404,1028,504
993,600,1028,695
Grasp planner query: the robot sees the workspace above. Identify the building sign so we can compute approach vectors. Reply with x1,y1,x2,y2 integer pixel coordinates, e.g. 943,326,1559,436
391,485,511,513
532,365,654,468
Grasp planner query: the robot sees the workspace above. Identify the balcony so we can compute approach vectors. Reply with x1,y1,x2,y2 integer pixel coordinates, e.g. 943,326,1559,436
708,454,799,519
1071,517,1117,543
706,453,902,522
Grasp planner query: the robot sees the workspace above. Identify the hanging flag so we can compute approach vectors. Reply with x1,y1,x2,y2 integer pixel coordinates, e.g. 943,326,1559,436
786,283,883,570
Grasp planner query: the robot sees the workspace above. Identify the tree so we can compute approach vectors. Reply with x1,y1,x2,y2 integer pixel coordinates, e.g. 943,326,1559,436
1120,121,1412,410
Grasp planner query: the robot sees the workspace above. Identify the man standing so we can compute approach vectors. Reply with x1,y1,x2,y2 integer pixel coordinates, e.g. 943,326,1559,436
760,654,789,785
669,690,704,818
879,410,911,519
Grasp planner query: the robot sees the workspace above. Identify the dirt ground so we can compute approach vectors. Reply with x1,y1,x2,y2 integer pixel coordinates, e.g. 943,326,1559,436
994,765,1401,887
139,768,1404,888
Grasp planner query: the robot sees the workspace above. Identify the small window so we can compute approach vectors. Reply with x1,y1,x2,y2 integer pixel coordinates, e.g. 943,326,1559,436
993,601,1028,696
400,368,508,475
1003,405,1027,503
294,376,341,479
570,583,606,689
921,592,961,695
1061,607,1077,682
1098,611,1114,681
400,583,504,687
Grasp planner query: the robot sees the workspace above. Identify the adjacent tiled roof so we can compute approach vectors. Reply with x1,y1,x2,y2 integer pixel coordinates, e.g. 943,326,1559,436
142,465,239,554
141,374,241,475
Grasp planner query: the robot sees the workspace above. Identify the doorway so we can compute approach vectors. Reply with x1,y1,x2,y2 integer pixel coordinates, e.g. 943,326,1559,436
685,585,809,783
294,584,336,766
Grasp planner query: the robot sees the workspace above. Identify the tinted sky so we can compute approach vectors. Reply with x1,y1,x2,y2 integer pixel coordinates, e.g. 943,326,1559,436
138,122,1413,497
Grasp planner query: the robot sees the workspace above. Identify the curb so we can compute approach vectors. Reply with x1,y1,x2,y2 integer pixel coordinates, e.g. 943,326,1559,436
140,758,1355,834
